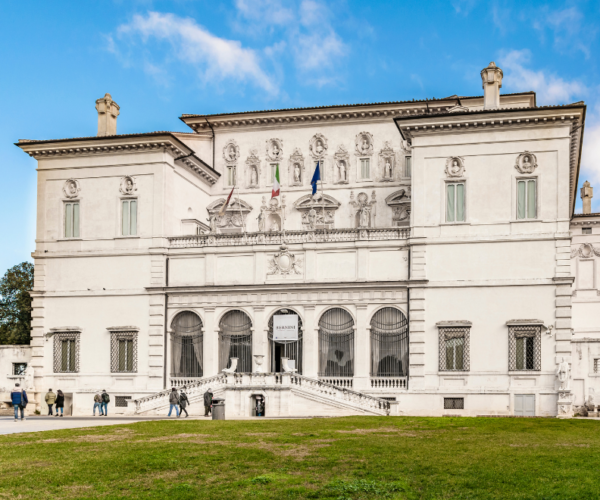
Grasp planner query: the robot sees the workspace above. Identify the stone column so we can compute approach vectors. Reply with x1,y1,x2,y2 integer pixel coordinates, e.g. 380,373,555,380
203,307,218,377
252,306,267,372
303,305,318,378
354,304,370,391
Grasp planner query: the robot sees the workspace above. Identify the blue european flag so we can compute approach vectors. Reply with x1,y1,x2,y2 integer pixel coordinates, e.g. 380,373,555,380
311,161,321,195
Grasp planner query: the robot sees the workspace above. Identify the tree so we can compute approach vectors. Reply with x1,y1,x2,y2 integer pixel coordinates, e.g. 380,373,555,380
0,262,34,345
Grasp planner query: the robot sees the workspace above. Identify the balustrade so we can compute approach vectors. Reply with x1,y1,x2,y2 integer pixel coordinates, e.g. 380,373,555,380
370,377,408,390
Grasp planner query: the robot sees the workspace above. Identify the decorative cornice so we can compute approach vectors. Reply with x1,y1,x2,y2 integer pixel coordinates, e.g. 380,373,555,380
436,321,472,328
505,319,545,326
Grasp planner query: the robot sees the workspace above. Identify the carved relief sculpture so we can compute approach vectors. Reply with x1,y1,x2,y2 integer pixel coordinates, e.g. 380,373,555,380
571,243,600,258
206,197,253,233
259,195,286,232
445,156,466,177
355,131,374,156
223,139,240,164
267,244,303,276
378,141,395,181
245,149,261,188
334,145,350,184
349,191,377,228
385,188,412,227
294,193,340,230
515,151,538,174
63,179,81,199
119,176,137,195
266,138,283,162
288,148,304,186
309,133,328,160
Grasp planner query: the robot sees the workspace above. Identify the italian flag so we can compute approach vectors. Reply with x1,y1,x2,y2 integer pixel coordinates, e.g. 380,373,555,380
271,164,280,198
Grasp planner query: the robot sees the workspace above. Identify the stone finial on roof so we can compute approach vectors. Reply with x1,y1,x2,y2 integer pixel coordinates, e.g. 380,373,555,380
480,62,503,110
95,93,120,137
581,180,593,214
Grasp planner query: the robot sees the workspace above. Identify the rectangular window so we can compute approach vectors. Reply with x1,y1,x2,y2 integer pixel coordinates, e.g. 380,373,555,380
13,363,27,376
227,166,236,186
111,331,138,373
122,200,137,236
446,182,465,222
445,337,465,370
508,326,541,371
583,228,592,235
444,398,464,410
115,396,132,407
405,156,412,177
594,359,599,374
53,333,79,373
517,179,537,219
270,164,278,183
64,202,80,238
360,158,370,179
439,327,470,371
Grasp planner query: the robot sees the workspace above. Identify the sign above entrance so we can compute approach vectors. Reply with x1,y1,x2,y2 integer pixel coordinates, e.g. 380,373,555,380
273,314,298,341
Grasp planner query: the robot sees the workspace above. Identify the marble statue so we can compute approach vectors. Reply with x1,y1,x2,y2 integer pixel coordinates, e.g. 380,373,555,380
308,208,317,230
359,206,371,228
68,181,78,196
251,166,258,186
316,140,324,155
556,357,570,391
384,160,392,179
294,164,301,183
522,155,531,171
257,211,265,232
361,138,369,153
339,161,347,182
207,214,217,233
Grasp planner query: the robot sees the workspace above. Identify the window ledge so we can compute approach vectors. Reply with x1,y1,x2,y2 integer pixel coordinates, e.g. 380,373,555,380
508,371,541,374
115,235,140,239
57,238,83,242
438,371,470,375
511,219,539,223
440,222,470,226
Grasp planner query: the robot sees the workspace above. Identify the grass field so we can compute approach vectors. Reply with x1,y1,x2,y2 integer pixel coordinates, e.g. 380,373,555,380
0,416,599,499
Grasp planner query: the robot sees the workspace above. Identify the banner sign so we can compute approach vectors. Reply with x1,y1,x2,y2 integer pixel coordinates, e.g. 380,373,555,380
273,314,298,341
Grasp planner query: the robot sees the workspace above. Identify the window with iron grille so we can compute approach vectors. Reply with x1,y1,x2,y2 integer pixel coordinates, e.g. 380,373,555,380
110,331,138,373
439,327,470,371
508,325,541,371
444,397,464,410
370,307,408,377
115,396,132,407
594,359,599,374
53,332,80,373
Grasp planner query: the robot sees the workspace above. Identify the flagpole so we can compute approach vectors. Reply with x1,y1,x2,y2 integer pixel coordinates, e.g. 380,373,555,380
236,183,245,233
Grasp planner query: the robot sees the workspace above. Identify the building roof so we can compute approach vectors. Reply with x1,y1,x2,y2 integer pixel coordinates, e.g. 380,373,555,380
16,131,197,146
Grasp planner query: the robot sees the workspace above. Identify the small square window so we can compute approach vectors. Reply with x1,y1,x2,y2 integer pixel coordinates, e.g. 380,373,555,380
583,228,592,235
115,396,132,407
517,179,537,219
444,398,464,410
13,363,27,376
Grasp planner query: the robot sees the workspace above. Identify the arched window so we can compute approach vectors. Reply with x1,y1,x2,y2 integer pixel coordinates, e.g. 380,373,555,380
370,307,408,377
318,308,354,377
219,310,252,372
171,311,203,378
268,309,303,373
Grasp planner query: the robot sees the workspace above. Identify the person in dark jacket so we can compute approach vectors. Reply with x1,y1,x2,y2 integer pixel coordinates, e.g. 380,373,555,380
101,390,110,416
55,390,65,417
179,388,189,418
10,383,28,422
203,388,213,417
168,388,180,417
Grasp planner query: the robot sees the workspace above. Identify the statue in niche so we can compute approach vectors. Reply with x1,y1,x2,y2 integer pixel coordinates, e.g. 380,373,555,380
384,160,392,179
522,155,532,171
207,214,218,233
359,206,371,228
361,138,370,154
68,180,78,196
294,163,301,183
270,220,280,232
450,159,460,175
316,140,324,156
226,144,236,162
250,166,258,186
556,357,571,391
272,143,280,158
257,211,265,232
307,207,317,230
338,160,347,182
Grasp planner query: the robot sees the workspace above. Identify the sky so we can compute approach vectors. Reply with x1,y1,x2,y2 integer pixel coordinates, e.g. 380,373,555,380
1,0,599,273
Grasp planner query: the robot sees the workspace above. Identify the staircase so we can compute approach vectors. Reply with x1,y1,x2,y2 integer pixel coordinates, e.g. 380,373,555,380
128,373,393,417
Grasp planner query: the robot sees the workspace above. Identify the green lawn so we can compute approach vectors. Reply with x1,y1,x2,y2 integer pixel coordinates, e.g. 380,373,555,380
0,416,599,499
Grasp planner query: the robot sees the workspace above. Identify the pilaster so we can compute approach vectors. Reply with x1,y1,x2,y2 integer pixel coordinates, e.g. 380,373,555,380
302,305,318,377
353,304,370,391
408,286,426,389
148,293,166,388
252,306,267,372
203,307,218,377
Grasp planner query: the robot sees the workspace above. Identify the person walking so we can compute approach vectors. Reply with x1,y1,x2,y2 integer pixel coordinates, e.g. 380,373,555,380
93,392,103,416
10,383,28,422
101,390,110,416
55,390,65,417
179,389,189,418
203,388,213,417
168,388,180,417
45,389,56,416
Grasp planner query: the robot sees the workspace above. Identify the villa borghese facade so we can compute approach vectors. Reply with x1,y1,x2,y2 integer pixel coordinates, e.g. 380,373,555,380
15,63,596,418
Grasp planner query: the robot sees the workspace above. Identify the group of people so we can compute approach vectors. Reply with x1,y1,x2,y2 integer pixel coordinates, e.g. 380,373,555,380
166,387,215,417
44,389,66,416
93,390,111,416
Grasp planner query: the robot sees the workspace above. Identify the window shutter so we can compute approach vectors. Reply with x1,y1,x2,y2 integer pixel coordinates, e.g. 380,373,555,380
527,180,536,219
456,184,465,221
130,200,137,235
73,203,80,238
122,200,129,235
446,184,455,222
517,181,526,219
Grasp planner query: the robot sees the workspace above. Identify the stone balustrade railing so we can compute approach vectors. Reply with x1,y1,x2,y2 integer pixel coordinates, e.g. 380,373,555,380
319,377,353,388
170,377,204,387
169,227,409,249
370,377,408,390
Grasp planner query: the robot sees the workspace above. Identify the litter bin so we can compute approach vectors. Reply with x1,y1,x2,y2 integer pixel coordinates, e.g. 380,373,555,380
212,398,225,420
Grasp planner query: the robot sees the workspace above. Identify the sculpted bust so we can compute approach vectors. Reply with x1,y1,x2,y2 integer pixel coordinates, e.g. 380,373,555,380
361,138,369,153
316,140,323,155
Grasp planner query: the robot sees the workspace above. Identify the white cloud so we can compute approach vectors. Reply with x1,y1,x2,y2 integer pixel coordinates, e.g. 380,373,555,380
113,11,277,94
499,49,586,105
533,5,595,58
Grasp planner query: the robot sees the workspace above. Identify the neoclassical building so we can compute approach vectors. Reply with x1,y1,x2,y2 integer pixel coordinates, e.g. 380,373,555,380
11,62,599,417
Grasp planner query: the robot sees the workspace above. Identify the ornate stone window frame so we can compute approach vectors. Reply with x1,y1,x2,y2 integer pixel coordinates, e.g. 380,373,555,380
245,149,261,189
442,178,468,225
52,329,81,374
288,148,305,187
206,197,253,234
109,327,139,373
333,145,350,185
378,141,396,182
437,321,471,372
385,188,411,227
506,320,543,372
293,194,341,230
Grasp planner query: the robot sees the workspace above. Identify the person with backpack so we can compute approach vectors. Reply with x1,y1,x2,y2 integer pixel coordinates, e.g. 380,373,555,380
168,388,180,417
55,390,65,417
179,388,189,418
101,390,110,416
10,383,28,422
93,392,103,416
45,389,56,416
203,388,213,417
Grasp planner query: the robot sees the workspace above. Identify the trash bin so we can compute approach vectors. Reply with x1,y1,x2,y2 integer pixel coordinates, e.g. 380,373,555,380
212,398,225,420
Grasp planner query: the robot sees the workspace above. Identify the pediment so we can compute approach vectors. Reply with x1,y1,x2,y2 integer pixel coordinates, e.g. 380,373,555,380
447,105,469,113
385,188,411,206
207,197,253,214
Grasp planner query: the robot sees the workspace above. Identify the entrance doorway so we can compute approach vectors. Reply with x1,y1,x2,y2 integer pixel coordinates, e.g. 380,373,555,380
514,394,535,416
268,309,303,373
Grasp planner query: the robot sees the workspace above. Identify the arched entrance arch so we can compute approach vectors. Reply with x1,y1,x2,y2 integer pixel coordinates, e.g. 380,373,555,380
219,310,252,372
268,309,303,373
318,308,355,377
370,307,408,377
171,311,203,379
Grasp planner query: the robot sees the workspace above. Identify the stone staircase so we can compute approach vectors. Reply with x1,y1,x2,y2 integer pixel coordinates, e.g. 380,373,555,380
127,373,394,417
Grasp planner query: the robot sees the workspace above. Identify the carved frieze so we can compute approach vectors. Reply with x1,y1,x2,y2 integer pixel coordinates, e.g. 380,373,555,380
294,193,340,230
386,188,411,227
245,149,261,188
334,145,350,184
378,141,395,182
349,191,377,228
515,151,538,174
223,139,240,164
266,138,283,162
288,148,304,187
571,243,600,259
309,133,328,160
63,179,81,199
267,244,302,276
355,131,374,156
445,156,466,177
119,176,137,196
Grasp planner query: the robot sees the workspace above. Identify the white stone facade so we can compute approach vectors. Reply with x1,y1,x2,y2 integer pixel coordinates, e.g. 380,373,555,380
14,63,595,417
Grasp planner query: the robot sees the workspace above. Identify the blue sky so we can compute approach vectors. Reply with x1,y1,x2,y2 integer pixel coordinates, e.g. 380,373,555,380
1,0,599,272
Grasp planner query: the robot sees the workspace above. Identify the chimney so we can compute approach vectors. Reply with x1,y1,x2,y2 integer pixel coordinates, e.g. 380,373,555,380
581,180,594,214
481,62,503,110
95,93,120,136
